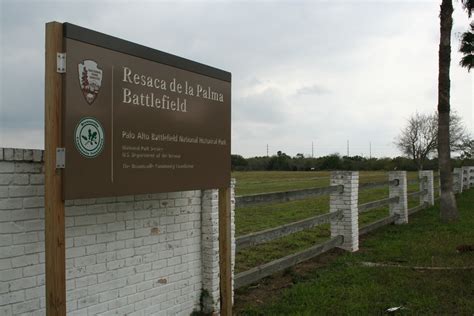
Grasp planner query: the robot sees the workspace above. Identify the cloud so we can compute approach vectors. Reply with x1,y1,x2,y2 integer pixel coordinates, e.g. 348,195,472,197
0,127,43,150
295,84,330,96
234,88,286,124
0,0,472,159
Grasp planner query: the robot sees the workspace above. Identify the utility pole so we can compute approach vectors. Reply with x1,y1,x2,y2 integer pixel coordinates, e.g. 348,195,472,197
347,140,349,157
312,141,314,158
369,142,372,159
266,144,269,157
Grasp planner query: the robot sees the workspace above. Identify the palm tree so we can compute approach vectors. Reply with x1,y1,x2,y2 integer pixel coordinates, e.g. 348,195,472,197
459,0,474,71
438,0,458,221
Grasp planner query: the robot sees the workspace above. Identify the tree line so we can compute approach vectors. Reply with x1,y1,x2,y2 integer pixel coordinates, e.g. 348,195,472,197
231,152,473,172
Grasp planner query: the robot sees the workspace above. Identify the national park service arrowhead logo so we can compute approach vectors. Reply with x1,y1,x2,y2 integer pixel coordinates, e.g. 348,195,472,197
75,117,105,158
78,60,103,105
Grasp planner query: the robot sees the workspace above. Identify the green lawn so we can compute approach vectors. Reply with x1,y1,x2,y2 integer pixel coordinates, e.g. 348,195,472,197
235,188,474,315
233,171,430,273
232,171,419,196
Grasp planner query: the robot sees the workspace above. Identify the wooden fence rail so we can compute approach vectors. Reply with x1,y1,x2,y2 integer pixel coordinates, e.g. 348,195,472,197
236,210,343,251
233,170,463,290
408,202,430,216
407,189,428,198
236,199,434,289
235,235,344,289
235,185,342,208
358,180,398,191
236,177,413,209
359,215,398,236
358,196,399,213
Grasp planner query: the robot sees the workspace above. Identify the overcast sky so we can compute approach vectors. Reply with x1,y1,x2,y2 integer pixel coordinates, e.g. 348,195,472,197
0,0,472,158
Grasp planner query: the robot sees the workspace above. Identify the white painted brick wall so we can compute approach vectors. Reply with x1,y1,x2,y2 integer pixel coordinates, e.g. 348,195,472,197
0,148,235,316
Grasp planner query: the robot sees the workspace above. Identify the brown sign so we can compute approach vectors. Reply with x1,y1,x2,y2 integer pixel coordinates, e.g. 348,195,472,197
62,24,231,199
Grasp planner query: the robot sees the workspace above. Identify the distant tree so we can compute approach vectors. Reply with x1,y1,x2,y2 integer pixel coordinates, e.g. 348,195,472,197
395,112,470,170
320,154,342,170
459,139,474,159
231,154,248,171
340,155,366,170
268,151,291,170
247,157,268,170
292,153,307,171
395,113,436,170
449,113,473,152
392,156,418,171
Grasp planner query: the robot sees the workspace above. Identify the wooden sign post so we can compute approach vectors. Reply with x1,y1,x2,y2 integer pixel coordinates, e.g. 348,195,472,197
44,22,66,315
219,187,232,315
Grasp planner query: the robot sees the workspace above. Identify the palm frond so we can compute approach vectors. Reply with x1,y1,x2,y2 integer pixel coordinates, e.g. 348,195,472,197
459,23,474,71
459,43,474,54
460,54,474,71
460,27,474,44
459,32,474,54
461,0,474,17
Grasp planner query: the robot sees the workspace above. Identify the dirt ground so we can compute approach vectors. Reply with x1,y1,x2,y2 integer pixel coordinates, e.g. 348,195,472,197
233,248,346,314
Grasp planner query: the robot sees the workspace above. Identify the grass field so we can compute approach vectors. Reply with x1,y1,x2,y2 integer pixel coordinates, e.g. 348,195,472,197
235,187,474,315
232,171,432,273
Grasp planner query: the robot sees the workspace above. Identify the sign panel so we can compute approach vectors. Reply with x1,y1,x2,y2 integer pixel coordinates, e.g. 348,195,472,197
62,24,231,199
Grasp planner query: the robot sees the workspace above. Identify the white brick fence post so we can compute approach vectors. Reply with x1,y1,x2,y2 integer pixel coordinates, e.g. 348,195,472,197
462,167,470,190
201,189,220,313
200,180,236,313
230,179,236,305
467,167,474,188
389,171,408,224
330,171,359,252
419,170,434,206
453,168,463,194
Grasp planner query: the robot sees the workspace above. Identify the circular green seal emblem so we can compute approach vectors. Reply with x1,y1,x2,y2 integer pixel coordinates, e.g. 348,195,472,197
74,117,105,158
